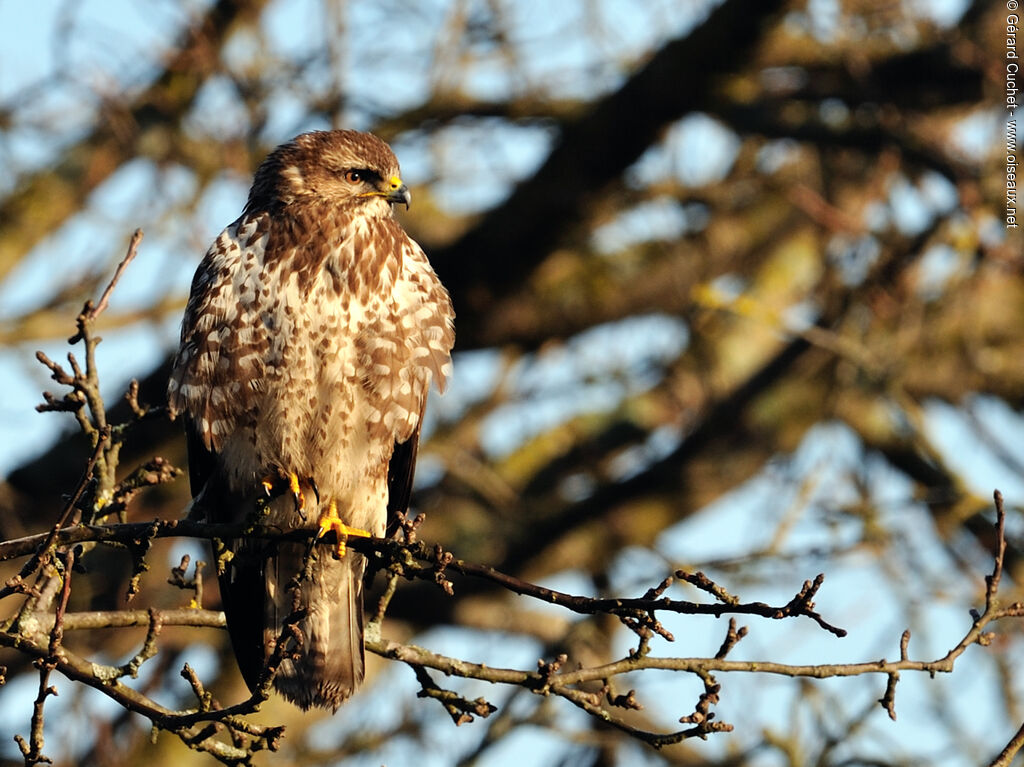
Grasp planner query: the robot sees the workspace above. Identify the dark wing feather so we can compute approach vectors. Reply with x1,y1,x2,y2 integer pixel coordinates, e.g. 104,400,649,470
184,418,216,500
218,537,273,694
386,417,422,537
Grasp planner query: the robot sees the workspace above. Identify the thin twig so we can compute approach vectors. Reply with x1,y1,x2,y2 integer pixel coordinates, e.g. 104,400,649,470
70,229,143,340
0,433,107,604
0,522,847,634
989,719,1024,767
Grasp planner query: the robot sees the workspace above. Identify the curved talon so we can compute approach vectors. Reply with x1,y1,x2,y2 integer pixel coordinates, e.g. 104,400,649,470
261,476,275,496
288,472,305,512
316,500,371,558
260,471,311,519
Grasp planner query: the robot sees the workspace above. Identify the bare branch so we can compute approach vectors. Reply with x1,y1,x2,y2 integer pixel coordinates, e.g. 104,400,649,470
78,229,143,329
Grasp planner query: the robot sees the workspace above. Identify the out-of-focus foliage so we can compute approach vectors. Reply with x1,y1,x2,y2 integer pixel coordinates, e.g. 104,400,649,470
1,0,1022,765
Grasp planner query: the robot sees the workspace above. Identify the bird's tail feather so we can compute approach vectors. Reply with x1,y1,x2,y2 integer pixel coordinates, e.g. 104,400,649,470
219,538,365,711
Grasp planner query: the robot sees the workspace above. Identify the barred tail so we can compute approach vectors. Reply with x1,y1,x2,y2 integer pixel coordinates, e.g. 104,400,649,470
270,544,365,710
218,535,365,711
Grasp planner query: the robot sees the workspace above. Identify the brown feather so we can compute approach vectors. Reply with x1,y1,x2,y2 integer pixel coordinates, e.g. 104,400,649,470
169,130,453,710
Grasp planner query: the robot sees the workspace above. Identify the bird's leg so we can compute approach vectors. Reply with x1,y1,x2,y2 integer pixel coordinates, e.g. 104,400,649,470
316,499,371,558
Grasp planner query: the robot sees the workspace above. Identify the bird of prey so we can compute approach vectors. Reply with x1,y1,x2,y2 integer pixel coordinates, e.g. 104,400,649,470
167,130,454,710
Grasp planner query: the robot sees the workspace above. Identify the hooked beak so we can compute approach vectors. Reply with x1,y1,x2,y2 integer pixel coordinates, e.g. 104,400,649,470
385,176,411,210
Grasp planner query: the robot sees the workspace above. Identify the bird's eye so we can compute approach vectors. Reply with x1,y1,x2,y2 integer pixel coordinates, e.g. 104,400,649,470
344,170,363,184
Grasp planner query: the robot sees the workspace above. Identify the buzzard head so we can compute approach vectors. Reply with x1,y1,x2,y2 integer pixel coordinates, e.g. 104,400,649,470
246,130,411,215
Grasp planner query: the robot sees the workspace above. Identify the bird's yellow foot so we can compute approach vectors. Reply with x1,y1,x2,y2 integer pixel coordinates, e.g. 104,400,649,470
261,475,276,496
260,471,311,518
316,500,371,558
288,472,305,513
